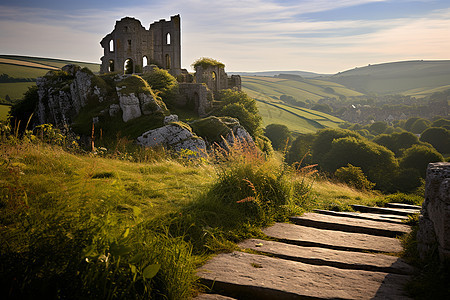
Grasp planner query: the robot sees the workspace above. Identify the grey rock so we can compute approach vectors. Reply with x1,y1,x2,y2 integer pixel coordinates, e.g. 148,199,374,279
164,114,179,125
290,212,410,237
239,238,415,275
109,104,120,117
263,223,403,253
118,92,142,122
198,251,411,300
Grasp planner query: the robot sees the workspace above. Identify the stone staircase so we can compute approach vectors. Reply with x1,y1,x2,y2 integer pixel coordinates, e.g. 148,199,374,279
196,204,420,300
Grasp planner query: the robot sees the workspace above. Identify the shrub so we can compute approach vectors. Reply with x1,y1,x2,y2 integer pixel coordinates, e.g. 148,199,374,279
373,131,421,156
264,124,292,150
141,68,179,106
410,118,431,134
400,144,444,178
9,85,39,134
369,121,388,135
420,127,450,154
286,133,315,166
192,57,225,69
335,164,375,190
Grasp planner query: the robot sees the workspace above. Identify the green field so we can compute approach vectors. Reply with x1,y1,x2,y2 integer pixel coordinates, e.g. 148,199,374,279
0,104,11,121
0,82,35,100
326,60,450,96
0,55,100,74
256,100,343,134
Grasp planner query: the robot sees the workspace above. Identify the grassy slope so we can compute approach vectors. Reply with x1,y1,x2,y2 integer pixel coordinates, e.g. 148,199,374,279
326,60,450,96
0,104,10,121
0,55,100,100
243,76,363,102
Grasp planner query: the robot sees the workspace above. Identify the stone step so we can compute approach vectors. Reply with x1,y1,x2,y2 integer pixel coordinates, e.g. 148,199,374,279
351,204,420,216
263,223,403,253
290,212,410,237
239,239,415,275
194,294,237,300
198,251,412,300
386,202,422,210
314,209,408,224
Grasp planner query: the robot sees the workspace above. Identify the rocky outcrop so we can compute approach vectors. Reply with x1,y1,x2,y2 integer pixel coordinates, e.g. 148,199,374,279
36,65,105,126
417,162,450,262
137,122,206,156
36,64,167,126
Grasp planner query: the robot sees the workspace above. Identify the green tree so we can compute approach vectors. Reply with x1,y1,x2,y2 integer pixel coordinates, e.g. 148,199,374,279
9,85,39,133
373,131,420,156
369,121,388,135
334,164,375,191
286,133,316,166
410,118,431,134
311,128,362,167
431,118,450,128
264,124,292,151
404,117,420,131
311,103,332,114
321,136,398,191
399,144,444,178
420,127,450,155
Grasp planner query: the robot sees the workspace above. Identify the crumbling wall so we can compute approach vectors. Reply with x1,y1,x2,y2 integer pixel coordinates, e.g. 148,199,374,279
178,83,212,116
100,15,181,75
417,162,450,262
195,65,241,92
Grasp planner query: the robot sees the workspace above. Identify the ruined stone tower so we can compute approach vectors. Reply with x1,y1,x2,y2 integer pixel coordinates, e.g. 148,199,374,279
100,15,181,75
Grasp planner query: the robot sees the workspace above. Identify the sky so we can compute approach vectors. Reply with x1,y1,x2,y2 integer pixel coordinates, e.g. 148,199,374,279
0,0,449,74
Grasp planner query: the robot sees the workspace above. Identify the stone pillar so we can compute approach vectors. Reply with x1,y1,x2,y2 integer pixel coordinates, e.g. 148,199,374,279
417,162,450,262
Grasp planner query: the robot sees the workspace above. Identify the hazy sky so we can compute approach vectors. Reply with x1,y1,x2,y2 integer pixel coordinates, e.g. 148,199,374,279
0,0,449,73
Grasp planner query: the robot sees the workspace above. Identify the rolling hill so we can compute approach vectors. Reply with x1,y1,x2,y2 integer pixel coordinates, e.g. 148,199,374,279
0,55,100,100
325,60,450,96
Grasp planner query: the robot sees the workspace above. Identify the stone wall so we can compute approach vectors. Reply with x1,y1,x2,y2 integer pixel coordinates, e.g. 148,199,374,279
417,162,450,262
100,15,181,75
178,83,212,116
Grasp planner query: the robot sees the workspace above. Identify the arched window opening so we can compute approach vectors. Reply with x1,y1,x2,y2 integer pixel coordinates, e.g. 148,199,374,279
212,71,217,81
143,56,148,67
124,59,134,74
165,54,171,69
109,39,114,52
127,39,132,50
166,33,171,45
108,59,115,72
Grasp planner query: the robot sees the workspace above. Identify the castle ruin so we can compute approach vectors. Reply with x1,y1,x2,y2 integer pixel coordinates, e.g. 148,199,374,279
100,15,181,75
100,15,241,116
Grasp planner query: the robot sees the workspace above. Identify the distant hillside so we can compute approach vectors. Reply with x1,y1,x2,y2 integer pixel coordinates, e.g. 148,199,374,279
325,60,450,96
229,70,328,78
0,55,100,100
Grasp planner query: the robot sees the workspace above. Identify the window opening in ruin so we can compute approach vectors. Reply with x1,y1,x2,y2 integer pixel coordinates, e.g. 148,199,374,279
108,59,115,72
166,33,171,45
109,39,114,52
165,54,171,69
125,26,129,32
127,39,132,51
212,71,218,90
124,59,134,74
143,56,148,67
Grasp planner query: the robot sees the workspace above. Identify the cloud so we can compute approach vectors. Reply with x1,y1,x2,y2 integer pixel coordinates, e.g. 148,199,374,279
0,1,449,73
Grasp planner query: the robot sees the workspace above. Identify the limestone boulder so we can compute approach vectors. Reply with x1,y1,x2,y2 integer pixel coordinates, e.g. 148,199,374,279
137,123,206,155
117,92,142,122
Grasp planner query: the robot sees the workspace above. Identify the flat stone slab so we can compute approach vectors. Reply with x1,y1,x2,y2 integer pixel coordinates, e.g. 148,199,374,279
314,209,408,224
198,251,411,300
290,212,410,237
264,223,403,253
351,204,420,216
386,203,422,210
194,294,237,300
239,239,415,275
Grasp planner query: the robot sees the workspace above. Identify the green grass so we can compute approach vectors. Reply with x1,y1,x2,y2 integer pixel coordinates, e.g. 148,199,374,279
0,82,35,100
0,104,10,121
242,76,363,103
0,63,50,78
327,60,450,96
256,100,343,134
0,55,100,73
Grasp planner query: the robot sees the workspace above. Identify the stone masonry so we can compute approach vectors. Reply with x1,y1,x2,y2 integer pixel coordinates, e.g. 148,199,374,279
418,162,450,262
100,15,181,75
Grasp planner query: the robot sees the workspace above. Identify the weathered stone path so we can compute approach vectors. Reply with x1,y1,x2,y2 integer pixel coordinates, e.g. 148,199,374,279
196,204,420,299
